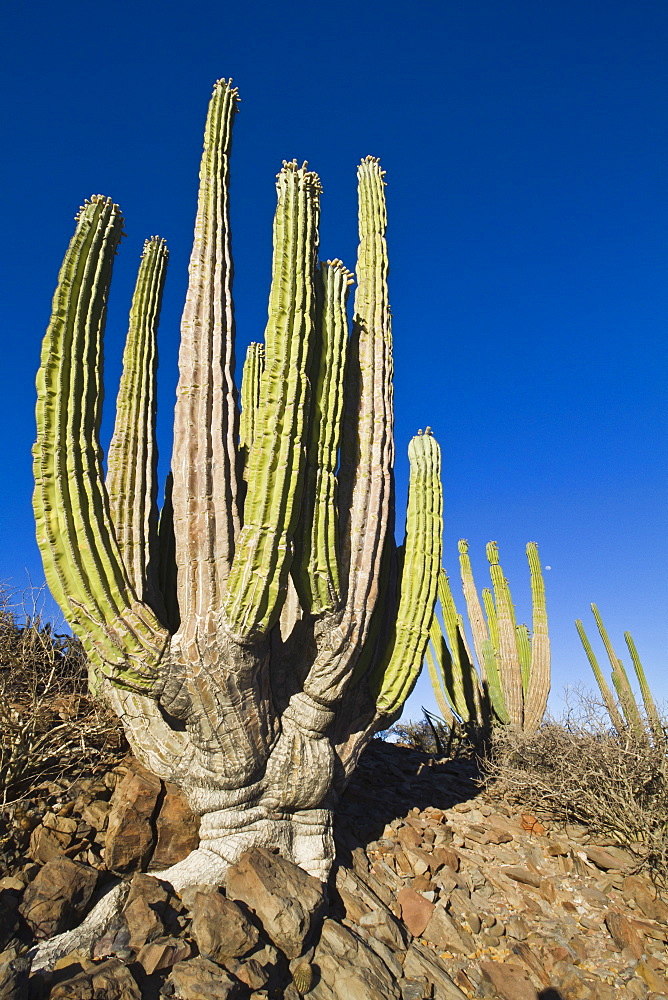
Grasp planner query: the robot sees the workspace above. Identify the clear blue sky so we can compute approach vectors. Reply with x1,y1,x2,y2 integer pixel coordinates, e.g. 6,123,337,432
1,0,665,718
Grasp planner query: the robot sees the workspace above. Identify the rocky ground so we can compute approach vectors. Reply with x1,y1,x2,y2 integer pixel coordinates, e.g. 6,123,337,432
0,739,666,999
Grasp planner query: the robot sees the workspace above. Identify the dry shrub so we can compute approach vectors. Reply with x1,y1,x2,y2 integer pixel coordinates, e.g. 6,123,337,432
484,691,668,884
0,589,126,805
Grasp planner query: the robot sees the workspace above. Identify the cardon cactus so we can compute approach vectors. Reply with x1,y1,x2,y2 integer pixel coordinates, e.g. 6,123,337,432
427,540,550,733
32,76,443,919
576,605,662,742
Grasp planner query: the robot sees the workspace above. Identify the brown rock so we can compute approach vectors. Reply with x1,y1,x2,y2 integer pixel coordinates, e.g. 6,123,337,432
122,874,170,950
605,909,645,959
397,825,423,850
149,781,200,869
224,956,270,989
397,887,435,937
402,941,469,1000
81,799,111,831
358,906,408,951
135,935,192,974
18,858,98,939
166,956,245,999
585,845,634,871
309,917,400,999
519,813,546,835
0,944,30,999
501,866,542,889
226,847,326,959
636,959,668,994
422,904,472,955
480,960,538,1000
49,957,141,999
28,825,71,864
104,757,161,873
431,846,460,871
190,888,260,962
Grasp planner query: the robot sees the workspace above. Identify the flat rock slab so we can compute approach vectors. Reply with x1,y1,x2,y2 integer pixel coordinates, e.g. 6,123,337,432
18,859,98,939
226,847,326,959
402,942,468,1000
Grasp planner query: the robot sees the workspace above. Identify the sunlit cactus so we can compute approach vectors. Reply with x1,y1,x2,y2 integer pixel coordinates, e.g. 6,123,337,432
32,77,443,924
576,605,662,741
427,540,550,733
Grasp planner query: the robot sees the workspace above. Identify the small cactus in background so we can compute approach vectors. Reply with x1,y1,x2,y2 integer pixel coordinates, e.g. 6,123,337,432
576,605,663,742
427,540,550,733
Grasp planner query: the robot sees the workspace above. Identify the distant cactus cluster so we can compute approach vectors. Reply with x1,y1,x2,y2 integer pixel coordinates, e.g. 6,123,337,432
426,540,550,734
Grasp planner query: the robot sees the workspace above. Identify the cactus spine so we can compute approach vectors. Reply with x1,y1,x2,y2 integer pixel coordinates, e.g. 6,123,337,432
32,79,443,912
428,540,550,733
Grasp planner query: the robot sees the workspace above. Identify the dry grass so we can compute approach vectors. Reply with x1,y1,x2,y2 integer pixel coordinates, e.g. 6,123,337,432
484,691,668,885
0,589,126,806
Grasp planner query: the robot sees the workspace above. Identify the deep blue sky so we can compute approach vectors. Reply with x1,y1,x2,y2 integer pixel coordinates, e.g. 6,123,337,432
1,0,665,718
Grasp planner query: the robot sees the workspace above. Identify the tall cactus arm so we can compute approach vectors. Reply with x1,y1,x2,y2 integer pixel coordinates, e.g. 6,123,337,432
575,618,626,735
426,647,456,726
106,237,168,613
292,259,352,615
436,570,473,721
624,632,662,739
33,196,169,691
339,157,394,635
458,540,489,680
239,342,265,473
524,541,550,732
171,79,241,620
591,604,644,735
486,542,524,727
224,162,321,639
375,432,442,718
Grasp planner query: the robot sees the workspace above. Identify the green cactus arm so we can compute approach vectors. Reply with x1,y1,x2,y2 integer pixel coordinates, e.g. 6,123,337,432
435,570,476,721
479,587,508,721
106,237,168,615
303,158,396,706
33,196,168,691
292,259,352,614
458,539,490,678
624,632,662,739
575,618,626,735
224,162,320,639
516,624,531,694
428,612,460,719
375,432,443,717
337,158,394,644
523,541,550,732
239,342,265,475
591,604,644,736
171,79,241,620
486,542,524,727
426,646,456,726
